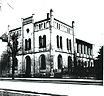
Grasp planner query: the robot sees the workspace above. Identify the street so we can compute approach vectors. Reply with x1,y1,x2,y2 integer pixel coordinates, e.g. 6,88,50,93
0,78,104,96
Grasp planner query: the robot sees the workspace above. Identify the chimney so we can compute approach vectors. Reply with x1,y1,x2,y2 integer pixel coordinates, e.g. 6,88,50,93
50,9,53,17
72,21,75,28
47,13,49,19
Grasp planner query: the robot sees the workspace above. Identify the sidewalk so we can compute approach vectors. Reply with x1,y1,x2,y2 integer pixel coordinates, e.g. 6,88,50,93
0,77,103,85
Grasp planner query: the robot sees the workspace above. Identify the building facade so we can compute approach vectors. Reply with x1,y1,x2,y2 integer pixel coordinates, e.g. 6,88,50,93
8,10,94,78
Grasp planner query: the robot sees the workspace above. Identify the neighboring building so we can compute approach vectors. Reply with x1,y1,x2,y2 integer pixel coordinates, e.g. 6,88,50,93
74,38,94,78
8,9,94,78
75,38,94,67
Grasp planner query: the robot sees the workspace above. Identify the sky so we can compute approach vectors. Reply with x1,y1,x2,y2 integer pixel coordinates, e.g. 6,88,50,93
0,0,104,56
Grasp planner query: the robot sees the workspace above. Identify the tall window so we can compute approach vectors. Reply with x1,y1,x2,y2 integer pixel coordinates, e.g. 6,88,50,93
67,38,71,51
69,39,71,51
39,35,46,48
43,35,46,48
60,36,62,49
28,38,31,50
39,36,42,48
57,35,59,48
25,38,31,51
25,39,27,50
57,35,62,49
39,54,46,70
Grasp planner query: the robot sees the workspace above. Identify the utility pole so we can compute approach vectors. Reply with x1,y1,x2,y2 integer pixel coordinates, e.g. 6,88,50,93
50,9,54,77
72,21,77,68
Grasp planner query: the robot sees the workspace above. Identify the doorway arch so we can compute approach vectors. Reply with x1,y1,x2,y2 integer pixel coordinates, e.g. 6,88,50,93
39,54,46,70
25,56,31,77
58,54,63,69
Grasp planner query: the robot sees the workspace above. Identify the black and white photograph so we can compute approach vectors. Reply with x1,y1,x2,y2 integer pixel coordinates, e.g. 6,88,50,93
0,0,104,96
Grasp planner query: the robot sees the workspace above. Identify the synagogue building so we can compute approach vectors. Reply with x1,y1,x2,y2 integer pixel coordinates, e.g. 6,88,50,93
8,9,94,78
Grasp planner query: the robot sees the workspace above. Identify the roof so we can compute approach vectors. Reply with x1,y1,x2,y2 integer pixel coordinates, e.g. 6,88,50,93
76,38,93,48
54,18,72,28
9,27,21,32
34,18,50,25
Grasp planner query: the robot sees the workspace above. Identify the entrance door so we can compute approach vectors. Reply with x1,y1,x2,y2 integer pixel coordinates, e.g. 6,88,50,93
58,55,62,70
25,56,31,77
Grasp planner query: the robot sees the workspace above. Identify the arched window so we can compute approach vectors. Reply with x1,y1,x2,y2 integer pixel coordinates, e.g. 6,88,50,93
43,35,46,48
58,55,63,69
39,54,46,70
25,56,31,76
